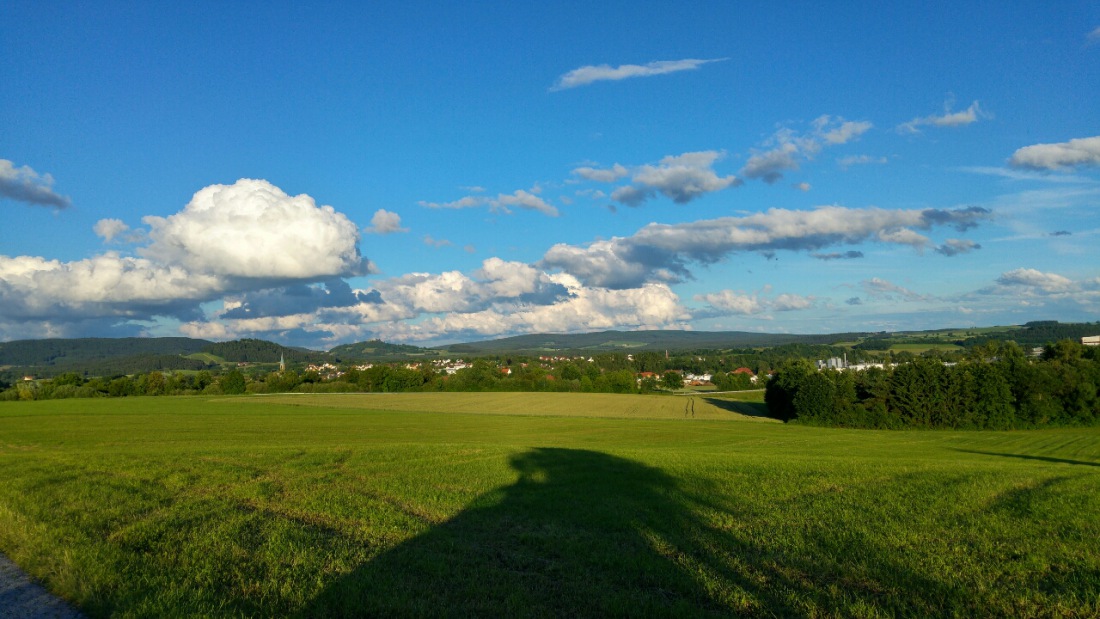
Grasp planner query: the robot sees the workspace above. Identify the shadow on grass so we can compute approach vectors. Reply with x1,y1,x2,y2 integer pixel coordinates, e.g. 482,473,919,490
701,397,775,420
950,448,1100,468
298,448,967,617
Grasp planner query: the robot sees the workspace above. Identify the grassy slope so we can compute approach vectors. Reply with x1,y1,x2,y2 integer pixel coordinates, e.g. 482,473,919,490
0,395,1097,617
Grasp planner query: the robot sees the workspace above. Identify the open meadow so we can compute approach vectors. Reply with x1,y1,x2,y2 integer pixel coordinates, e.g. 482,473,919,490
1,393,1098,617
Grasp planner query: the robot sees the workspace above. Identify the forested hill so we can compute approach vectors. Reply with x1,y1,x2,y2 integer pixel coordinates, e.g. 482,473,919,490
200,339,326,364
446,330,871,354
0,337,211,367
328,339,440,361
962,321,1100,349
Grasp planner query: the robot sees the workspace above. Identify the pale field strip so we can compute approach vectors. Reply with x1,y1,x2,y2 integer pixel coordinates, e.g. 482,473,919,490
237,392,779,422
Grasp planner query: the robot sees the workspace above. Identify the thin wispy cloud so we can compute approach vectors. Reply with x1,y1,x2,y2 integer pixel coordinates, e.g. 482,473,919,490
838,155,887,169
935,239,981,256
742,116,872,183
418,196,486,209
0,159,72,208
423,234,453,248
1088,26,1100,45
420,187,558,216
898,100,985,134
812,250,864,261
694,289,815,316
551,58,727,90
959,165,1098,183
861,278,932,302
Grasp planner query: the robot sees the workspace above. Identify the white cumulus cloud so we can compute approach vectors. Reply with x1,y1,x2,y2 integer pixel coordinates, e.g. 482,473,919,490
141,179,366,281
365,209,408,234
94,218,131,243
995,268,1074,292
0,179,368,334
1008,136,1100,171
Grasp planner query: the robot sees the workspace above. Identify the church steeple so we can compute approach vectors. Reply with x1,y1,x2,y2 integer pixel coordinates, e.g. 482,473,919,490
279,353,286,372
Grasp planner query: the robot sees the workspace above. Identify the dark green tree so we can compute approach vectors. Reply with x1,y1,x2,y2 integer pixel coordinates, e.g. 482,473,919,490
661,371,684,391
221,369,247,395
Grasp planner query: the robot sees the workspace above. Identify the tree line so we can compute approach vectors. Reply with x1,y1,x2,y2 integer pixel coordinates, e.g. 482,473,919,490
765,340,1099,429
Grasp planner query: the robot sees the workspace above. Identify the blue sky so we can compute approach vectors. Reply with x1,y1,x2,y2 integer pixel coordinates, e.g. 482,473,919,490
2,2,1099,348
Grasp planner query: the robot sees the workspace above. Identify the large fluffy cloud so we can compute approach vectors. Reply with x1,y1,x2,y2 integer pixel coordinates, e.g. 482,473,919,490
0,253,221,320
187,265,690,345
1008,136,1100,171
551,58,726,90
141,179,366,281
0,159,71,208
350,276,690,343
0,179,368,332
371,258,569,315
541,205,992,288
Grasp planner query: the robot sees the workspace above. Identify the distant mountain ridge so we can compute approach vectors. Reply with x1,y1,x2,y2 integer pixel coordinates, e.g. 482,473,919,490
443,330,872,353
0,337,212,367
2,321,1097,382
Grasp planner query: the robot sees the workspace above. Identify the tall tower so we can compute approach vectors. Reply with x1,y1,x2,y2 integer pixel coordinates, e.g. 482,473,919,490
279,353,286,372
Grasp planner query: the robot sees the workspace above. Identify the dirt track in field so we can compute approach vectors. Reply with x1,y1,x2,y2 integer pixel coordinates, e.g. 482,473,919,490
0,554,84,619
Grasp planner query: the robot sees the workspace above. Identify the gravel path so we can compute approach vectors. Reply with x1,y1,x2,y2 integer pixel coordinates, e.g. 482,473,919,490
0,554,85,619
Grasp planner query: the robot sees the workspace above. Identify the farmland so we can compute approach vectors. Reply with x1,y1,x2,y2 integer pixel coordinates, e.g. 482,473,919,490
1,394,1098,617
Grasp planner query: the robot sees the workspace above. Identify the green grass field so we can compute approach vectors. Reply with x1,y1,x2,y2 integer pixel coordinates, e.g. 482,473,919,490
1,394,1098,617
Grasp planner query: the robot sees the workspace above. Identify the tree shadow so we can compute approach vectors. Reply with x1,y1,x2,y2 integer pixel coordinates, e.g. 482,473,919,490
298,448,970,617
949,448,1100,468
701,397,775,420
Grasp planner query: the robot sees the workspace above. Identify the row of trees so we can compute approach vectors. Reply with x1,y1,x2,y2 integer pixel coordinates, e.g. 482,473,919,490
2,361,705,401
765,340,1099,429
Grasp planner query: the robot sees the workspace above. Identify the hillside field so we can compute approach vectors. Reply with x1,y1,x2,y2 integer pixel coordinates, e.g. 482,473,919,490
1,394,1098,617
